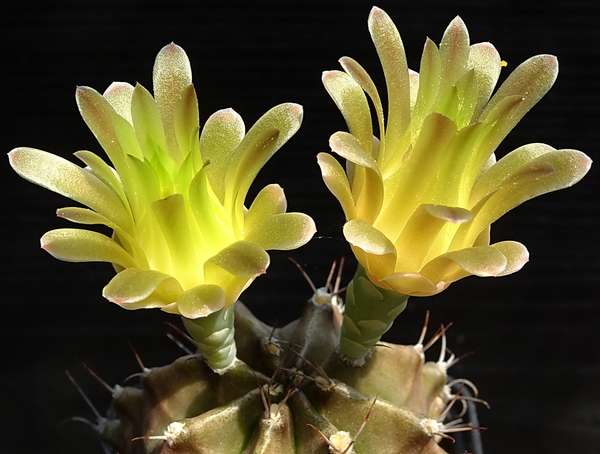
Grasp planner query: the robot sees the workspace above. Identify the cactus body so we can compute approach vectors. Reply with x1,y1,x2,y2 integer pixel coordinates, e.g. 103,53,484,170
96,298,464,454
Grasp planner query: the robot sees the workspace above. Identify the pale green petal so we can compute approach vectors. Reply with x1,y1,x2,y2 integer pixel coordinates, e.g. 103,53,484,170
225,128,280,224
244,213,316,251
480,54,558,130
173,84,200,161
470,142,556,204
176,284,226,319
153,43,193,164
420,245,508,285
339,56,385,151
131,83,172,166
438,16,470,95
41,228,137,269
329,131,383,223
456,148,592,248
199,108,245,202
226,103,303,213
76,86,126,171
317,152,356,220
408,69,420,112
103,82,135,124
322,70,373,153
102,268,183,309
74,150,127,202
343,219,395,256
411,38,441,137
8,147,130,229
368,7,410,152
244,184,287,233
207,240,269,279
56,207,147,267
490,241,529,276
468,42,502,119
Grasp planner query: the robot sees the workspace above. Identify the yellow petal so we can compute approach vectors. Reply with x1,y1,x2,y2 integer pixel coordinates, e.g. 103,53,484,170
379,272,439,296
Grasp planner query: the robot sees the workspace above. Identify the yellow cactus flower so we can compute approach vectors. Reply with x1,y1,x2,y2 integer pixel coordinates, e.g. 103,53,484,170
10,43,316,320
319,7,591,297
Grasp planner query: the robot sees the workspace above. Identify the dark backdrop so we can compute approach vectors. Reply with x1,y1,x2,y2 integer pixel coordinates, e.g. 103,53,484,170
2,1,598,453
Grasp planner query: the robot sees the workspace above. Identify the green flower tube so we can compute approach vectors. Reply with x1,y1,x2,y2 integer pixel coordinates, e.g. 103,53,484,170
9,43,316,371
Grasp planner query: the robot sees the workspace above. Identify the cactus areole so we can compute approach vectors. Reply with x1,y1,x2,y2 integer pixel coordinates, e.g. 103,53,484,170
7,5,591,454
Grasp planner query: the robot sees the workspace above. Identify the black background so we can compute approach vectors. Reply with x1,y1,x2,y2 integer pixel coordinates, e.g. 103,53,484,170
2,1,599,453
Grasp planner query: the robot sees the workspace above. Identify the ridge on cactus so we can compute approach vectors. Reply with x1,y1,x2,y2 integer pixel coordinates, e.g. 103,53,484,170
319,6,591,363
7,5,591,454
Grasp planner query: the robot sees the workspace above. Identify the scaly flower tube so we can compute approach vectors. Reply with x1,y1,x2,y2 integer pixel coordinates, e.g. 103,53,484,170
9,44,316,370
319,8,591,362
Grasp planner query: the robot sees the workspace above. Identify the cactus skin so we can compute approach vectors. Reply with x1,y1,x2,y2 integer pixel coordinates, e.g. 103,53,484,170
96,298,460,454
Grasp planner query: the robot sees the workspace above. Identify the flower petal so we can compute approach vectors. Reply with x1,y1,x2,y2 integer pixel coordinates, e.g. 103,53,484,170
322,70,373,153
8,147,130,229
468,42,502,119
41,228,137,269
378,272,439,296
343,219,395,256
470,142,557,204
176,284,226,319
153,43,193,164
368,7,410,151
329,131,383,223
207,241,270,279
420,245,508,285
199,108,246,203
438,16,470,94
173,84,200,160
393,204,473,273
480,54,558,138
131,83,172,166
102,268,183,309
76,86,127,171
226,103,303,212
491,241,529,276
245,213,316,251
103,82,135,124
245,184,287,232
317,152,356,220
339,56,385,150
456,148,592,248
